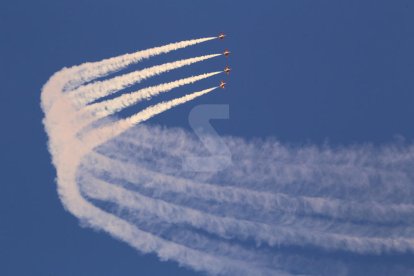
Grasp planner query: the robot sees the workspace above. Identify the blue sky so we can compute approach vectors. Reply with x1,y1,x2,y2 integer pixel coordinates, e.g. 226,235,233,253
1,0,414,275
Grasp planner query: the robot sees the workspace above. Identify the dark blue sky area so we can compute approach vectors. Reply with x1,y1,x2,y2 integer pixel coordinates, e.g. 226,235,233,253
1,1,414,275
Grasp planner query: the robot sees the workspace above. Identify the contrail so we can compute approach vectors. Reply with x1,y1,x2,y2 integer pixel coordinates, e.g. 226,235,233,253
79,158,414,255
64,37,216,91
78,172,345,276
82,87,217,148
113,124,414,205
69,54,221,107
86,151,414,228
83,71,221,119
122,87,217,126
41,36,414,276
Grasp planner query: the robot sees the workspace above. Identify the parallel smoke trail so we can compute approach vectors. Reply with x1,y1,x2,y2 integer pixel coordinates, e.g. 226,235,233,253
113,124,414,205
78,173,343,276
79,166,414,254
64,37,216,91
70,54,221,107
41,36,414,276
84,71,221,119
82,87,217,148
86,151,414,229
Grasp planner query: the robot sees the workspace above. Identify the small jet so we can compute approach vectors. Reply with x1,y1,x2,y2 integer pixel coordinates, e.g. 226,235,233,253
218,32,226,40
224,49,231,57
224,66,231,75
220,80,226,89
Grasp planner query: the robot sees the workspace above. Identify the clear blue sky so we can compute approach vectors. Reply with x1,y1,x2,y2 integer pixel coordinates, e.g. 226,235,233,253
1,0,414,275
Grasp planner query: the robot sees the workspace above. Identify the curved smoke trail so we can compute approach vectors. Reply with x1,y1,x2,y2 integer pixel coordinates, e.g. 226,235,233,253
41,37,414,275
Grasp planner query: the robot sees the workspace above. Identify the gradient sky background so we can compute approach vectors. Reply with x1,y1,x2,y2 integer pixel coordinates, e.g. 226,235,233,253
1,0,414,275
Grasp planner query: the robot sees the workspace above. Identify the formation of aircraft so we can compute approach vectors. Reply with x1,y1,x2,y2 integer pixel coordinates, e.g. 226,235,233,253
218,33,230,90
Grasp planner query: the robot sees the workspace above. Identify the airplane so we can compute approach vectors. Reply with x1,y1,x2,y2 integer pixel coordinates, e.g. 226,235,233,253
224,49,231,57
219,80,226,89
224,66,231,75
218,32,226,40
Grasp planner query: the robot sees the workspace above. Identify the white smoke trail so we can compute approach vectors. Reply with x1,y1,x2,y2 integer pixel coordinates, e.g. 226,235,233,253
69,54,221,107
81,87,217,149
78,172,347,276
41,37,414,276
83,72,221,119
113,124,414,205
80,173,414,254
64,37,216,91
84,151,414,230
